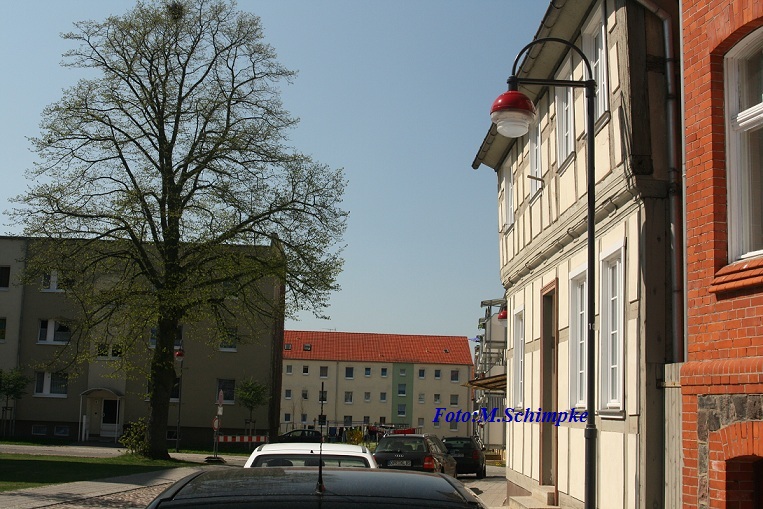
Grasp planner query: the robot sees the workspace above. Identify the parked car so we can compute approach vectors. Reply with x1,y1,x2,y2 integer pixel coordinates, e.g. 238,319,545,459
442,436,486,478
145,467,488,508
243,443,377,468
373,433,457,477
271,428,323,443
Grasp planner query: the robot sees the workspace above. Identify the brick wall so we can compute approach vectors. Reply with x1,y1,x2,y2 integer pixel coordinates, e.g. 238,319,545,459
682,1,763,508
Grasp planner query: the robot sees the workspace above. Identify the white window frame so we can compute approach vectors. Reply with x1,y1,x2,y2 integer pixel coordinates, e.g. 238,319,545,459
398,383,406,397
555,57,575,165
34,372,68,398
345,366,354,379
302,365,309,375
434,393,441,404
450,394,459,406
284,413,292,422
397,404,406,417
530,120,542,196
512,307,525,407
219,327,237,352
285,364,293,375
96,343,123,360
41,270,65,292
344,391,353,404
600,244,625,411
569,264,588,409
38,319,71,344
380,392,387,402
449,419,459,431
381,367,388,377
0,317,6,341
285,389,292,400
320,366,328,378
725,26,763,261
450,369,459,383
418,393,425,403
0,266,9,290
499,168,514,231
364,391,371,402
217,378,236,404
582,0,609,121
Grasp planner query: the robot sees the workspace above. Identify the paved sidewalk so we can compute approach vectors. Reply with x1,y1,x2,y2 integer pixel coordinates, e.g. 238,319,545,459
0,444,507,508
0,467,202,509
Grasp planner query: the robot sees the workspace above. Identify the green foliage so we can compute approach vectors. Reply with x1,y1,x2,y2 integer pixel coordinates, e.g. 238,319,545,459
345,428,363,445
0,369,31,404
235,378,269,417
119,418,150,456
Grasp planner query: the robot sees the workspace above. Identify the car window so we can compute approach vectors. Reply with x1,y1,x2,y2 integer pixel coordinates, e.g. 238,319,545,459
443,439,473,450
253,455,370,468
428,437,448,454
376,437,426,452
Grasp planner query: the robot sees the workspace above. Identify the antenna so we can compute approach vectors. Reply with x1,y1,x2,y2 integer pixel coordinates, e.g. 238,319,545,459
315,381,325,494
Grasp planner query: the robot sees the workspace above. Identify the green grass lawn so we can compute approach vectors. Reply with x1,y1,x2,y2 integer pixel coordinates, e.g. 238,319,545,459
0,453,190,492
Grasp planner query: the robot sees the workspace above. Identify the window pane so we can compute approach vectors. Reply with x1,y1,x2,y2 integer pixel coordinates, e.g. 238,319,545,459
741,50,763,110
50,373,68,394
745,128,763,252
217,379,235,402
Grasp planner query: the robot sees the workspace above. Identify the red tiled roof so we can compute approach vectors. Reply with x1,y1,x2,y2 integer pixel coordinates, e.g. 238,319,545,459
283,330,473,366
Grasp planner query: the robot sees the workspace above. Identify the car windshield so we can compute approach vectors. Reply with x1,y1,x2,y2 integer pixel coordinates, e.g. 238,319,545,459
376,438,427,452
443,439,473,450
252,455,370,468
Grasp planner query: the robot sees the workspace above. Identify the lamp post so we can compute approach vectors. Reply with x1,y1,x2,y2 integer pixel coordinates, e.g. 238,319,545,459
489,37,597,509
174,346,185,453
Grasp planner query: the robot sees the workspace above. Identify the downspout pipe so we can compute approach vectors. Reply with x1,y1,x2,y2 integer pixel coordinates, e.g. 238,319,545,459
633,0,684,362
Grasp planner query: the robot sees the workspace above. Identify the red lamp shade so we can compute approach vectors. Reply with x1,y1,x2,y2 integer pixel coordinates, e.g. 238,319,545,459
174,349,185,361
490,90,537,138
496,306,508,321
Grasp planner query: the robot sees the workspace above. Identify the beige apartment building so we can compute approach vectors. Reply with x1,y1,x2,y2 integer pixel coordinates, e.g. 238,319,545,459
280,330,473,437
0,236,283,447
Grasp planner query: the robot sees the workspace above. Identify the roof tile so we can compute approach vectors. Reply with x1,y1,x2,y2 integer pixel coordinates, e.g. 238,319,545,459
283,330,473,366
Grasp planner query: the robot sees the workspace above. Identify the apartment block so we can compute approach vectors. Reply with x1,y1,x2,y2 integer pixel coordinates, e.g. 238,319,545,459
280,330,473,436
0,236,283,447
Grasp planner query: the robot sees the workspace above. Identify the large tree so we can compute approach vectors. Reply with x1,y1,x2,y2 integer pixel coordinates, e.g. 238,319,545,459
11,0,346,459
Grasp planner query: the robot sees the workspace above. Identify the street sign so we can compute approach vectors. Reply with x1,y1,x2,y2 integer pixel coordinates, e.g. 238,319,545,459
212,416,220,431
217,390,224,406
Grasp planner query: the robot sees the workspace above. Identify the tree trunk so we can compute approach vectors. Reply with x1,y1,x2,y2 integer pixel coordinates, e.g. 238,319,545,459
146,314,179,459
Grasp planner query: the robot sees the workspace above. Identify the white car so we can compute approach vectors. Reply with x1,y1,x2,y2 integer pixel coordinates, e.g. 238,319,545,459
243,442,378,468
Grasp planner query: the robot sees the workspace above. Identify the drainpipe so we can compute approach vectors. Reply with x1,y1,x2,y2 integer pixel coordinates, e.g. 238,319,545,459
633,0,684,362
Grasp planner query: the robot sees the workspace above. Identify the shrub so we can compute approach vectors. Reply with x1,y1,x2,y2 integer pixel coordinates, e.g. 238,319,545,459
346,428,363,445
119,417,150,456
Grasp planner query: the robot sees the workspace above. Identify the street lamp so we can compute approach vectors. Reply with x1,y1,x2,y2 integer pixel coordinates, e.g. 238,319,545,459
489,37,597,509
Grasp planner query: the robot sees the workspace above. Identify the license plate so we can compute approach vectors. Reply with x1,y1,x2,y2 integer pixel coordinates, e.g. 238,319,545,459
388,460,411,467
451,453,464,457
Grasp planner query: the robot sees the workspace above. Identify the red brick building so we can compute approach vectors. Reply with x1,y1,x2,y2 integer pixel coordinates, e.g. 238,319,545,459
682,1,763,508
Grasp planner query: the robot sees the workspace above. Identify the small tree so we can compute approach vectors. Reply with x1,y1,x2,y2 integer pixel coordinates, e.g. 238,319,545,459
236,378,269,437
0,369,32,436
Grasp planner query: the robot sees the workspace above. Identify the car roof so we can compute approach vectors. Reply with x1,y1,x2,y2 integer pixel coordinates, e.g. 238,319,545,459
252,443,370,453
148,467,486,508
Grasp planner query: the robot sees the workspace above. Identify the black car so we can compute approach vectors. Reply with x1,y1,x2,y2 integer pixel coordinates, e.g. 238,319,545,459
442,436,486,478
271,428,323,443
373,433,457,477
145,467,488,508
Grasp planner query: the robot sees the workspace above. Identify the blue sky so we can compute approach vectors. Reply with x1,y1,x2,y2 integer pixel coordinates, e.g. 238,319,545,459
0,1,549,338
